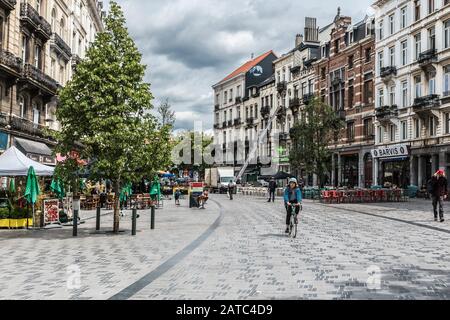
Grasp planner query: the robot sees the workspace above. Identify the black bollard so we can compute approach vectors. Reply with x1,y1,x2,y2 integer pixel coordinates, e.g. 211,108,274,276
151,205,155,230
132,208,137,236
73,210,78,237
96,206,101,231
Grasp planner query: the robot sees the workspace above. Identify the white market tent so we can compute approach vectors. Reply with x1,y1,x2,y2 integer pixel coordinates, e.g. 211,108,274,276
0,146,54,177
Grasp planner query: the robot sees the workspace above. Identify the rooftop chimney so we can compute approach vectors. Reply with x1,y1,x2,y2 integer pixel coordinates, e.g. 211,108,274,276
295,34,303,47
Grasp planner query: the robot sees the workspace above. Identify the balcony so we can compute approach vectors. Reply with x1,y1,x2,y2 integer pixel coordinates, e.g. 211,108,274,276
260,106,271,119
222,121,227,129
0,50,23,78
251,91,260,98
50,33,72,61
22,63,59,95
235,97,242,104
10,117,46,137
279,133,289,142
213,124,220,129
20,3,52,41
0,0,16,13
303,93,314,105
443,91,450,103
276,107,286,122
234,118,242,126
246,118,255,128
376,105,399,123
227,120,233,127
291,65,301,74
380,66,397,80
214,104,220,111
418,49,437,68
289,98,301,114
277,81,287,93
413,94,441,118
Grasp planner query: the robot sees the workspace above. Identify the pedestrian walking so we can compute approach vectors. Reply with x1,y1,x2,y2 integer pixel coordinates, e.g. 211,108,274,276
174,188,181,206
268,178,278,202
228,180,236,200
429,170,448,223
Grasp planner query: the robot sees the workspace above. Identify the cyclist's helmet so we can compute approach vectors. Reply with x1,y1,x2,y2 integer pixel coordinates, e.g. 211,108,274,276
289,178,298,185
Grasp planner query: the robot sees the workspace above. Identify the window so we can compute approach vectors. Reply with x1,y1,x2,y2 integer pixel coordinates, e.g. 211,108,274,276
429,116,436,136
445,20,450,49
378,51,384,73
51,59,56,79
389,124,396,142
19,96,25,118
32,103,40,125
401,121,408,140
402,81,408,108
34,46,41,69
401,40,408,66
237,86,241,98
36,0,41,14
428,0,435,14
414,33,421,60
415,0,421,21
334,39,339,54
348,81,354,109
321,67,326,80
378,88,384,107
429,72,436,95
378,20,384,40
389,46,395,66
414,118,420,138
428,27,436,50
415,75,422,98
60,66,64,84
389,14,395,35
364,77,373,104
401,6,407,29
21,36,28,64
444,65,450,96
365,48,371,62
348,55,354,69
230,89,233,101
347,122,355,141
389,85,396,105
378,126,384,143
364,118,374,138
51,9,57,32
445,113,450,134
224,91,227,104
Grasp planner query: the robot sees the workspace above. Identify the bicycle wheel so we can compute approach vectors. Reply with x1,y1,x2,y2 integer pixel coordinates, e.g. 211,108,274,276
291,215,298,239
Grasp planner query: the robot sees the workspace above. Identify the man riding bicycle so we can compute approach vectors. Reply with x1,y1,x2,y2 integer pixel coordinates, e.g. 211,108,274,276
284,178,302,234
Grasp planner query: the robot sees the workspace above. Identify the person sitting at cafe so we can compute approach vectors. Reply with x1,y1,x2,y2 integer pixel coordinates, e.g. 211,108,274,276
198,190,209,209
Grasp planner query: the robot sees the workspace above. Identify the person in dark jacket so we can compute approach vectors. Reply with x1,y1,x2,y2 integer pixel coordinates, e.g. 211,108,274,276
267,178,278,202
430,170,448,222
228,180,236,200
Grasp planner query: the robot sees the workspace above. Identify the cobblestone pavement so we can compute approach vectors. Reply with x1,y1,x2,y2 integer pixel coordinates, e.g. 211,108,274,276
1,195,450,300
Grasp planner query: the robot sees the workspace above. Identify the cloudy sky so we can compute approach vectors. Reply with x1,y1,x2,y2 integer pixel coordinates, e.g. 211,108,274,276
104,0,373,131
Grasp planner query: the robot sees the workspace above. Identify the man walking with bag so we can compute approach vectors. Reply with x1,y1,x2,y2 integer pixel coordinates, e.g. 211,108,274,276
267,178,278,203
430,170,448,223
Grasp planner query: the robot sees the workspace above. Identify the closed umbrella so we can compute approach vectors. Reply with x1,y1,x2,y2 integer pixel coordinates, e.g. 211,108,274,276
25,166,40,228
9,178,15,194
51,178,65,199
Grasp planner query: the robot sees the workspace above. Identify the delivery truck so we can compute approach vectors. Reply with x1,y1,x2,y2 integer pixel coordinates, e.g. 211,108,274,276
205,167,235,193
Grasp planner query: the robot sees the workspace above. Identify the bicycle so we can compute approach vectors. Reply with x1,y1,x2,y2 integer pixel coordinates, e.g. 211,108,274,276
288,203,302,238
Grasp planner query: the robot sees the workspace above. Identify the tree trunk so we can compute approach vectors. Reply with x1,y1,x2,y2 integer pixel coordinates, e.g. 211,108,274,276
113,180,121,233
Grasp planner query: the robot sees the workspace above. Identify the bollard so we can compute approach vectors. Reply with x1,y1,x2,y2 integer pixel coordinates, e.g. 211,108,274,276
96,206,101,231
151,205,155,230
73,209,78,237
132,208,137,236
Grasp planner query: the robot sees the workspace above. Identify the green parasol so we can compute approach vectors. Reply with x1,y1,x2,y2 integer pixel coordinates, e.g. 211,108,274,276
25,166,40,229
9,178,15,194
50,178,66,199
25,166,40,205
150,176,162,201
119,182,133,202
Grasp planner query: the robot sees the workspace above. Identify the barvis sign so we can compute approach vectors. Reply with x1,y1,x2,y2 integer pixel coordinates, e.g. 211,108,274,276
371,144,409,159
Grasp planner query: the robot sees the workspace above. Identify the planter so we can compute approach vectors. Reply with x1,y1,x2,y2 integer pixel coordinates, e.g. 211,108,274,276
0,219,10,228
8,218,33,229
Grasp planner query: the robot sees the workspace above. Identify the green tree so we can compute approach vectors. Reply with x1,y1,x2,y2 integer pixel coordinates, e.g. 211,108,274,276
157,98,176,128
289,98,344,187
54,2,171,232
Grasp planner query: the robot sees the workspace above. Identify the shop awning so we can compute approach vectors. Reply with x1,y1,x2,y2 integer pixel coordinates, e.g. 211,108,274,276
0,146,54,176
14,137,52,156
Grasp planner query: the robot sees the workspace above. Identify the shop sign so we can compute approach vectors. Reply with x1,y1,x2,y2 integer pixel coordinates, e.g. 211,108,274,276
43,199,60,224
190,182,204,193
371,144,409,159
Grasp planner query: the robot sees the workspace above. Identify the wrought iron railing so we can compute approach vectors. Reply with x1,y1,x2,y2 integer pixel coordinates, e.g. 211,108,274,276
0,0,16,11
20,3,52,39
23,63,59,93
0,50,23,74
51,33,72,58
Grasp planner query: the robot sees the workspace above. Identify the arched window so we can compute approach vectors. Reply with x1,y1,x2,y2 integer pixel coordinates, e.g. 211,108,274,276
18,95,26,118
60,18,65,40
32,101,41,125
51,8,57,32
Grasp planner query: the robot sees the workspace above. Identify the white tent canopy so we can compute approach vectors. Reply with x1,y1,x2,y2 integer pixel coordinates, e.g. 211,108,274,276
0,146,55,177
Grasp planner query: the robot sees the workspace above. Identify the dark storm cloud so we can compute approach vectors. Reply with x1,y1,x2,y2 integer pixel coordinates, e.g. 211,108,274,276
106,0,373,130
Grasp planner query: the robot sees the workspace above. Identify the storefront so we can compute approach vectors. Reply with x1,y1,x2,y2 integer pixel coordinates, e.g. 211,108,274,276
372,144,410,188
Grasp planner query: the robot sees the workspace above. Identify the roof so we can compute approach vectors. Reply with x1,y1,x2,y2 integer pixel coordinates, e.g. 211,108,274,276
217,50,275,85
0,146,54,176
15,137,52,156
258,74,275,88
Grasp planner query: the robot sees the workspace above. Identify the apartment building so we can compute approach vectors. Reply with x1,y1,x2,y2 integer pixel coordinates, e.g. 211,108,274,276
0,0,104,165
212,50,278,181
314,9,376,188
373,0,450,188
